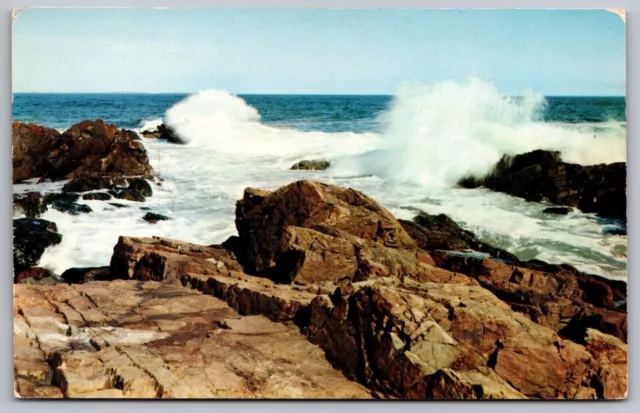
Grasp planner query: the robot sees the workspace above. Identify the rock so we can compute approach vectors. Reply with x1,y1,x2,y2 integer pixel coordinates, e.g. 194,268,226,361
43,192,81,204
60,267,112,284
458,150,626,220
141,124,185,144
142,212,170,223
62,176,124,193
110,236,243,281
14,267,57,284
430,252,627,342
12,122,62,183
12,120,154,182
13,218,62,275
114,188,145,202
290,160,331,170
13,192,47,218
14,280,370,399
128,178,153,197
233,180,472,286
399,212,519,262
51,201,93,215
305,278,627,399
543,207,572,215
108,203,129,209
82,192,112,201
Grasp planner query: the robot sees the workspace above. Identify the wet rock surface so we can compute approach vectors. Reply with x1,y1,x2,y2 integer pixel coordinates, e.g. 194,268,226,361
458,150,626,220
142,212,171,223
290,159,331,170
13,219,62,275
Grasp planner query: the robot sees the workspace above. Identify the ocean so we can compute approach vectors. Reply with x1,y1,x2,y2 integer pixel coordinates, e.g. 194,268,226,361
12,80,628,280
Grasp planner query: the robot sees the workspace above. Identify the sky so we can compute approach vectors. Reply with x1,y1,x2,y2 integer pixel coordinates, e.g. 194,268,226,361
12,8,626,95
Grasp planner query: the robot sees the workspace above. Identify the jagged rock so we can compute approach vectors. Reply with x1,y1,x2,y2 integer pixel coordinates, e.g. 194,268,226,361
128,178,153,197
12,122,62,183
430,252,627,342
12,120,154,182
13,192,47,218
13,218,62,275
51,201,93,215
290,160,331,170
14,280,370,399
543,207,572,215
232,181,471,286
305,278,627,399
108,203,128,209
457,150,626,220
82,192,112,201
142,212,170,223
61,267,112,284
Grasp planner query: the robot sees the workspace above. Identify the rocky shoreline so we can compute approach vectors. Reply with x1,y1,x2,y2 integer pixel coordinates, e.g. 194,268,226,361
13,120,627,399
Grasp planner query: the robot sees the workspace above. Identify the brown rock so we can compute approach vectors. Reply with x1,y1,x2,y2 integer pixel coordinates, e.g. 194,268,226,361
430,252,627,342
306,278,627,399
12,120,154,182
13,280,371,399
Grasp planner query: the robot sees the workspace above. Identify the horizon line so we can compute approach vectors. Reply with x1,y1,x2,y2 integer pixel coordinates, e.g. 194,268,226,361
12,92,627,98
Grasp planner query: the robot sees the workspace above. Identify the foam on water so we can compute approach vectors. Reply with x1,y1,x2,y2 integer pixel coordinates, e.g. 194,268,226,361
22,81,626,280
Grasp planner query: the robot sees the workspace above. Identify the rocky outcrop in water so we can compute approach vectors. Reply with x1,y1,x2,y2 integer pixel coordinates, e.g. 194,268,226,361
12,120,154,183
14,180,627,399
290,159,331,170
13,218,62,275
457,150,626,220
140,123,186,144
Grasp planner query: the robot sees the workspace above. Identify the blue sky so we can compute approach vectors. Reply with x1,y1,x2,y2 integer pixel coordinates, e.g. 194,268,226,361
12,8,626,95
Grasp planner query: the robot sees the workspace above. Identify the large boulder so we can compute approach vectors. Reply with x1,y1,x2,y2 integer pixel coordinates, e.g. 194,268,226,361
231,181,471,285
12,122,62,183
13,218,62,275
458,150,626,220
12,120,154,182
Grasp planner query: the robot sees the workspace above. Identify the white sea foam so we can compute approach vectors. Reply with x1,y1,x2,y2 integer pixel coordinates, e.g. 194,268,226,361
332,78,626,188
28,82,626,280
139,117,163,132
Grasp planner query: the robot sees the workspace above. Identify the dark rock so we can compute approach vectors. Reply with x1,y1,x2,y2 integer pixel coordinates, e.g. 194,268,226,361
543,207,572,215
141,124,185,144
457,150,626,220
82,192,112,201
60,266,112,284
142,212,171,224
43,192,81,204
108,202,129,208
13,192,47,218
114,188,146,202
12,120,154,182
13,218,62,274
62,176,123,193
140,207,152,211
50,201,93,215
399,211,519,262
290,159,331,170
128,178,153,197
